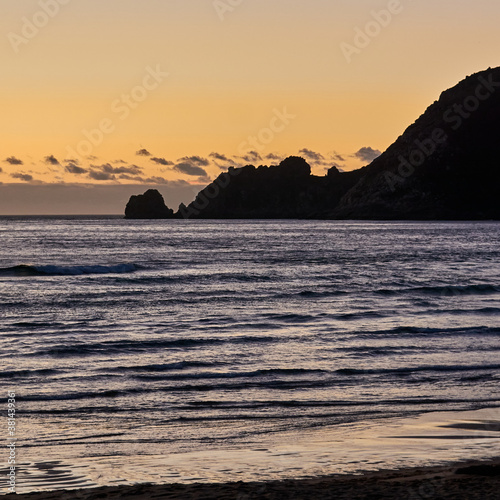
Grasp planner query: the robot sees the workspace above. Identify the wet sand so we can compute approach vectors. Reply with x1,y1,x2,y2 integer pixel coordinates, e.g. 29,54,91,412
6,459,500,500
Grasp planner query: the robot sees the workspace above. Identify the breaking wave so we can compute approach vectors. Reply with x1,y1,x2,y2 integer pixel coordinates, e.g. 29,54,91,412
0,263,140,276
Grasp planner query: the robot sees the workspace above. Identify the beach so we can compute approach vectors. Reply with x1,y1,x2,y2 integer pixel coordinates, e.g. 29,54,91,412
5,459,500,499
2,408,499,498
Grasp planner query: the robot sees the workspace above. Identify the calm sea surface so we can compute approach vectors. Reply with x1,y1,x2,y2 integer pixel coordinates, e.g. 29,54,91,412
1,218,500,492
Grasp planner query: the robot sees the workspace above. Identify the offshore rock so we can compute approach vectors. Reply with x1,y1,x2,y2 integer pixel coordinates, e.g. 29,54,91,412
124,189,174,219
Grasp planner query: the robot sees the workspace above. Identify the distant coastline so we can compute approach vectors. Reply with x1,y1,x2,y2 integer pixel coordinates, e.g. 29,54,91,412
126,67,500,221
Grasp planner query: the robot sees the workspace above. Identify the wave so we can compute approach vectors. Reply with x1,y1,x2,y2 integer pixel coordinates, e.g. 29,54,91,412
352,325,500,339
0,263,141,276
0,368,60,379
335,363,500,376
32,335,282,357
101,360,225,373
123,363,500,383
375,284,500,296
129,367,329,382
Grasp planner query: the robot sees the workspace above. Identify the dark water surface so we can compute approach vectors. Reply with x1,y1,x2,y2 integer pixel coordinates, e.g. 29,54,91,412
1,219,499,492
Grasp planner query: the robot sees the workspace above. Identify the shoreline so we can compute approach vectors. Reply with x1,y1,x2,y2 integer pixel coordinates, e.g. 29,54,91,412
5,458,500,499
3,407,499,497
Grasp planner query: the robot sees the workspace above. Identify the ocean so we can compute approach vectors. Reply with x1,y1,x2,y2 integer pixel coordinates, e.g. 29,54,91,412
1,218,500,493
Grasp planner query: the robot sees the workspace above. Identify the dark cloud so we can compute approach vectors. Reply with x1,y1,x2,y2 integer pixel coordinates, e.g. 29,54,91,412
112,159,127,164
109,165,142,175
209,152,230,162
143,176,171,184
118,174,144,182
177,155,210,167
0,182,201,215
150,157,174,166
4,156,23,165
265,153,282,161
330,152,346,162
174,162,208,177
44,155,60,165
136,149,151,157
88,170,116,181
10,172,33,182
299,148,324,162
209,152,239,170
196,175,212,184
0,167,3,173
354,147,381,163
240,151,262,163
65,163,87,175
92,163,143,175
118,174,172,185
87,155,98,161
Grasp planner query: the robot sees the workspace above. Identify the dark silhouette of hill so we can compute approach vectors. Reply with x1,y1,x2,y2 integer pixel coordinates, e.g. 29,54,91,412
177,157,363,219
333,66,500,219
125,66,500,220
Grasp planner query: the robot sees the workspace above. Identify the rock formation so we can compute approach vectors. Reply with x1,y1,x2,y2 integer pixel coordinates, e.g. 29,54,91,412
125,66,500,220
332,66,500,219
124,189,174,219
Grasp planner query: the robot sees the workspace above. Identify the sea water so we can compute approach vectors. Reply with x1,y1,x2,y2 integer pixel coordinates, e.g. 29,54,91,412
1,218,499,492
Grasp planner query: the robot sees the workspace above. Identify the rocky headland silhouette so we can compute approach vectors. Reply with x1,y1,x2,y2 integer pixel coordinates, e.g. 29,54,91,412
125,66,500,220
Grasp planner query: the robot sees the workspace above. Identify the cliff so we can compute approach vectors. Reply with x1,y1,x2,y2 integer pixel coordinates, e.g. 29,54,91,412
332,66,500,219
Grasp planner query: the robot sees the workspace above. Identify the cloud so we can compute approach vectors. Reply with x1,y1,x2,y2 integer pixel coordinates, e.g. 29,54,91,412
265,153,282,161
136,149,151,157
177,155,210,167
353,146,381,163
209,152,230,162
112,159,127,164
65,162,87,175
330,152,346,163
4,156,23,165
209,152,240,170
109,165,142,175
0,167,3,173
196,175,212,184
150,157,174,166
91,163,143,175
299,148,325,162
10,172,33,182
240,151,262,163
118,174,173,185
143,176,171,184
44,155,60,165
174,162,208,177
88,170,116,181
118,174,144,182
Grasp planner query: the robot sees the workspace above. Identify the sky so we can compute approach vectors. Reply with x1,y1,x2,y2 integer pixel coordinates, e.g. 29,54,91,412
1,0,500,214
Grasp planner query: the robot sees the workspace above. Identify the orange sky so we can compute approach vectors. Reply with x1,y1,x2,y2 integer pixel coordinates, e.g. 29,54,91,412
1,0,500,212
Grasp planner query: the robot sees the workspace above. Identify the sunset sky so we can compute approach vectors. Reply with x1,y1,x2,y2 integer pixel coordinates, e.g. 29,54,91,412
1,0,500,213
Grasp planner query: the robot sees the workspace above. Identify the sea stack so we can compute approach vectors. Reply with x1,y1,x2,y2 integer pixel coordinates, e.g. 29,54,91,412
124,189,174,219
